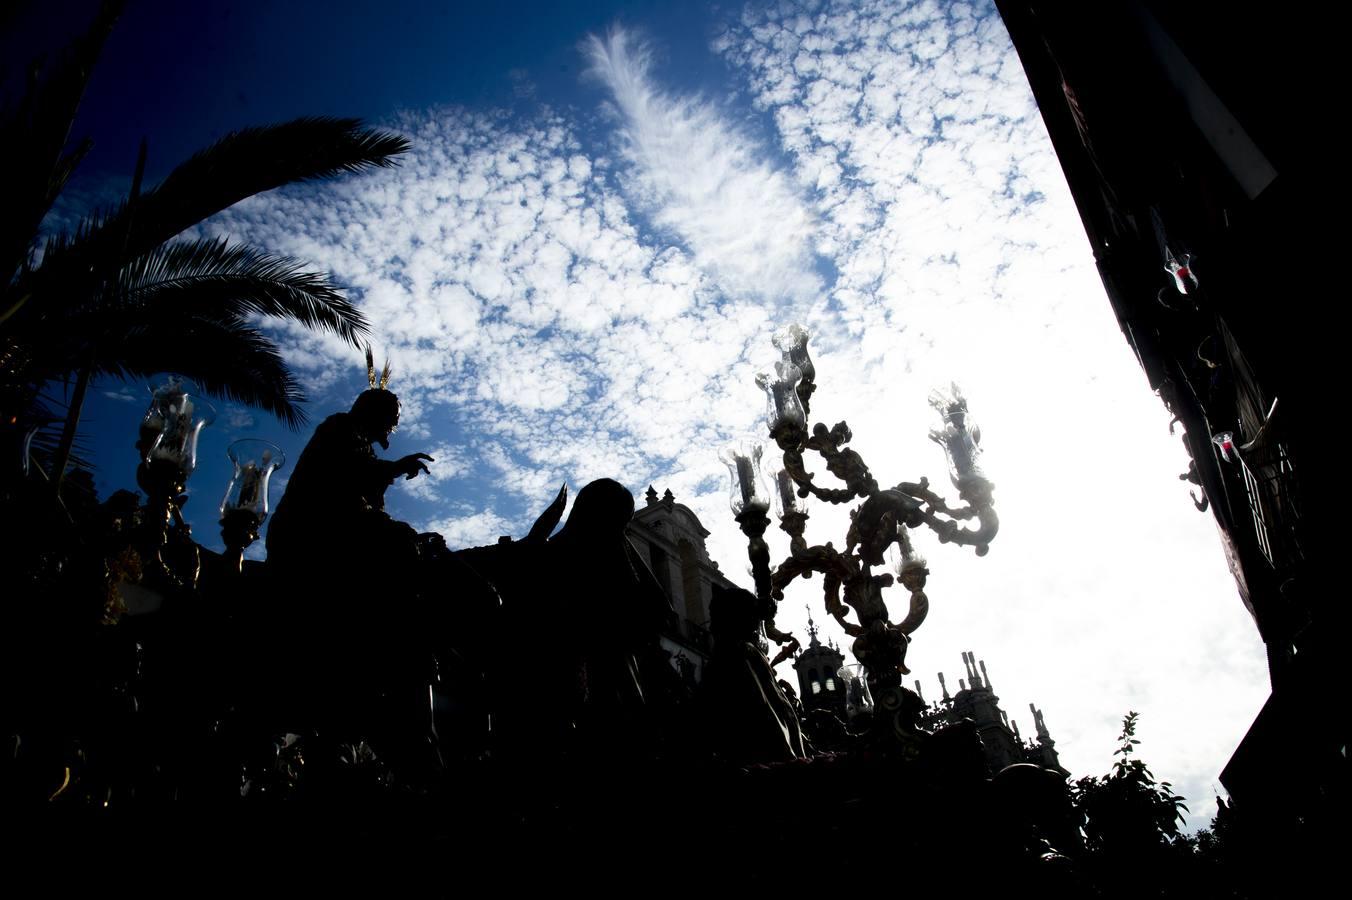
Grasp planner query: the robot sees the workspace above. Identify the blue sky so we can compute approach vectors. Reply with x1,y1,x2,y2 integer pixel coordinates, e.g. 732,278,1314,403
26,0,1269,830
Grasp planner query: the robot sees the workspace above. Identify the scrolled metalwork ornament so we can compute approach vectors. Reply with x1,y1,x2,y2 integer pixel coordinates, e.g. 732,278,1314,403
728,325,999,741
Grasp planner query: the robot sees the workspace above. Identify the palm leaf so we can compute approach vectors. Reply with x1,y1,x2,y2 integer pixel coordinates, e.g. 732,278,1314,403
26,117,409,292
108,237,369,345
0,0,123,285
97,314,310,429
10,238,369,392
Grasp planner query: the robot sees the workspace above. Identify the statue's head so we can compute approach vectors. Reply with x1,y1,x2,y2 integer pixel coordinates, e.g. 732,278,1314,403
351,346,399,449
553,478,634,544
350,388,400,449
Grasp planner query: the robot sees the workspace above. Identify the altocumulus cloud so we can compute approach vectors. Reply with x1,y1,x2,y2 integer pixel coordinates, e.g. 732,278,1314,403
199,0,1267,831
203,106,781,545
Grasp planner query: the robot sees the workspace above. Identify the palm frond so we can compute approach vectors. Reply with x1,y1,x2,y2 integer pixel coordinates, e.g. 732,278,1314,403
97,315,309,429
0,0,123,285
26,118,409,290
108,237,369,346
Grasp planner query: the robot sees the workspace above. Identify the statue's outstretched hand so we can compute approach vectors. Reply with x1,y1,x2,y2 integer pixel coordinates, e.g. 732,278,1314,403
398,452,434,480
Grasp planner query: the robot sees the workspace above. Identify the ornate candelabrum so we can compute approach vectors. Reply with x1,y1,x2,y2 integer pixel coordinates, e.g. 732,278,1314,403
726,325,998,739
219,439,285,574
135,376,215,591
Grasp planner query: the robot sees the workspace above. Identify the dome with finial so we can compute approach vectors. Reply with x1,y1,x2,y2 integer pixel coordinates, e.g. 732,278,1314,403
792,606,846,715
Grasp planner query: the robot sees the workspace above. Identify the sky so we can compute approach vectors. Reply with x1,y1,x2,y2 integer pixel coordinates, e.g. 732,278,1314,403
23,0,1269,830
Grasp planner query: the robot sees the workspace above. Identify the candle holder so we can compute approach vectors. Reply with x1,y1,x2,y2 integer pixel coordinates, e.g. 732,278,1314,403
220,439,286,573
135,376,215,591
757,360,808,450
729,325,998,744
839,663,874,720
721,442,800,662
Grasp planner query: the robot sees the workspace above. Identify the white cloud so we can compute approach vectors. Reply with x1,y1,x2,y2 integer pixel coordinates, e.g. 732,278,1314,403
395,442,469,502
191,0,1267,832
202,104,776,550
224,405,256,430
419,506,515,550
583,26,824,310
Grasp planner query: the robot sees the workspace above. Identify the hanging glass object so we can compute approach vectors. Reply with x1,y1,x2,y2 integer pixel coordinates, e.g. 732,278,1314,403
1212,431,1239,463
1165,249,1198,294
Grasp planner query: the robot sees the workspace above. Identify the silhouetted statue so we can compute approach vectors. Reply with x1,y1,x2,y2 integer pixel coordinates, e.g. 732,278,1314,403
259,351,441,784
459,479,674,759
700,584,806,764
265,365,432,571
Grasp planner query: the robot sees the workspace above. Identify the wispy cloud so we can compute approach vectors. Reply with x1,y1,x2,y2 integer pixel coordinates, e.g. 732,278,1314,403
224,405,256,430
584,26,823,309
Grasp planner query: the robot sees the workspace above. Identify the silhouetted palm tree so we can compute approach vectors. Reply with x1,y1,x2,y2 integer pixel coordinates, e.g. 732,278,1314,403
9,116,411,427
0,2,409,485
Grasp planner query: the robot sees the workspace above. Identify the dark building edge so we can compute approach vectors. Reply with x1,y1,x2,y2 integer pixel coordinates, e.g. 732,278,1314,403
992,0,1342,838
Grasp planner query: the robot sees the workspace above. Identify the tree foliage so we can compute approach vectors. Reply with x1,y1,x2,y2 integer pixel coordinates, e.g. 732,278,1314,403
1073,711,1189,856
1,1,409,456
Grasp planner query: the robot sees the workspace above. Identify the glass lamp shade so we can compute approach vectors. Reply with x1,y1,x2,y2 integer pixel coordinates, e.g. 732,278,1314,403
1165,250,1198,295
771,322,815,383
719,441,770,516
886,527,927,579
755,360,806,435
141,376,216,474
927,383,982,484
1212,431,1238,463
221,439,286,520
839,663,874,719
769,466,808,519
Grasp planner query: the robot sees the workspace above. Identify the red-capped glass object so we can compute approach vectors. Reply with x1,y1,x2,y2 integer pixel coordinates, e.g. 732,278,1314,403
1212,431,1238,463
1165,250,1198,295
